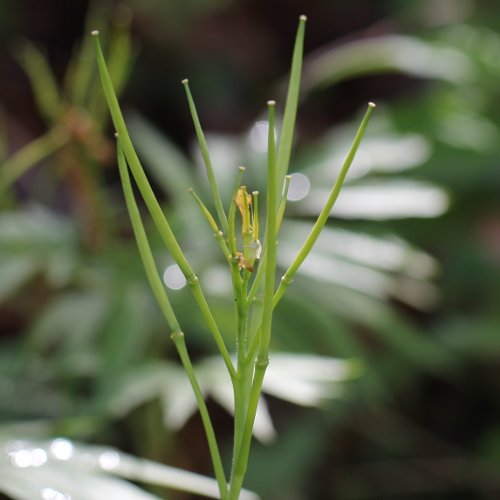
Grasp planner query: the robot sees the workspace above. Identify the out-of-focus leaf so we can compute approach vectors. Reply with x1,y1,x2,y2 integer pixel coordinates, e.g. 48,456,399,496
0,207,78,296
283,222,438,278
279,222,440,310
0,255,39,300
437,110,499,152
0,463,159,500
109,353,357,444
27,291,110,373
301,35,475,93
302,127,432,182
0,438,260,500
291,180,449,220
14,41,61,122
107,362,185,419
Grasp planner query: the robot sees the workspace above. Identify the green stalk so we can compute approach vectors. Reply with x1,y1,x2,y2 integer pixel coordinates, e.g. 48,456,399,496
247,174,291,308
117,142,228,498
228,100,278,500
182,79,229,235
246,105,374,364
0,127,69,193
276,15,307,193
93,31,235,379
277,175,292,228
228,166,246,256
273,102,376,307
188,187,232,262
189,186,246,320
257,100,278,362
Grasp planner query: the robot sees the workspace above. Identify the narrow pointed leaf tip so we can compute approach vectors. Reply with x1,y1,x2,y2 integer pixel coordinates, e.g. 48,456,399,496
91,30,99,36
181,78,189,85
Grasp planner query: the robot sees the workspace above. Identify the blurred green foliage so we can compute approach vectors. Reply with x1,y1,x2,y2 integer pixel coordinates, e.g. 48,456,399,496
1,0,500,499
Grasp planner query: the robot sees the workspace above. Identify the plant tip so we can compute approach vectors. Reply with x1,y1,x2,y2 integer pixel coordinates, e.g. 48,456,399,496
267,100,276,107
187,187,193,192
368,102,376,108
299,15,307,22
181,78,189,85
238,166,246,172
114,132,119,138
91,30,99,36
252,191,259,195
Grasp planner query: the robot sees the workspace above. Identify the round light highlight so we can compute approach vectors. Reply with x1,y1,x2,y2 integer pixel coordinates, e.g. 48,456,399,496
287,173,311,201
50,438,74,461
163,265,187,290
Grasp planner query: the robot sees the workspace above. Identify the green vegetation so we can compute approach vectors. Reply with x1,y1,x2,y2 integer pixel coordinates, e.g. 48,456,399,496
1,1,499,498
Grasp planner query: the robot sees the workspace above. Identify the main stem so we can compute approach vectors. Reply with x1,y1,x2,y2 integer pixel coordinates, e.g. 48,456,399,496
228,101,278,499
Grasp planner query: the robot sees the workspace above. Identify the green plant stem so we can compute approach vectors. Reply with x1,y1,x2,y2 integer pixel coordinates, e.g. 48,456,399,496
182,79,229,235
93,31,235,379
189,186,246,328
276,15,306,193
273,102,376,307
246,104,375,364
188,188,232,262
228,166,246,256
257,100,278,362
0,127,69,193
247,174,291,308
117,142,228,498
228,100,278,500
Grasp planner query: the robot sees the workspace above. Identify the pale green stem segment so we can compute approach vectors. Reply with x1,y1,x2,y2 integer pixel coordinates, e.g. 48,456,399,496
188,187,245,313
247,174,291,308
277,175,292,228
182,79,229,235
258,100,278,359
92,31,235,379
240,185,253,296
188,188,232,262
276,15,307,193
228,166,246,256
188,182,245,317
228,100,278,500
0,127,69,193
117,142,228,499
273,102,376,307
251,191,259,244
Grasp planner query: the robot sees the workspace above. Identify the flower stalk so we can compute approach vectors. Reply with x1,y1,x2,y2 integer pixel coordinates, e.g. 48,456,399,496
93,15,374,500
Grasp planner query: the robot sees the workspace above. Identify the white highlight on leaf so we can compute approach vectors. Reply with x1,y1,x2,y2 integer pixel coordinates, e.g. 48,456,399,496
9,448,47,468
98,451,120,471
299,181,448,219
50,439,74,461
41,487,72,500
